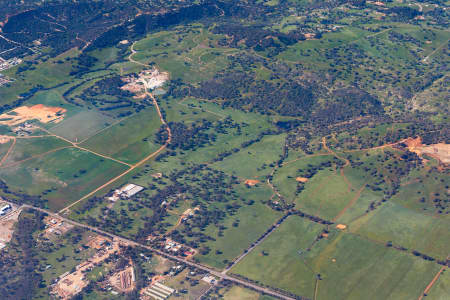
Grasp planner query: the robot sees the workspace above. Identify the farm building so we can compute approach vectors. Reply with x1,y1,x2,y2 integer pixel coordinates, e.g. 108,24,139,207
106,184,144,201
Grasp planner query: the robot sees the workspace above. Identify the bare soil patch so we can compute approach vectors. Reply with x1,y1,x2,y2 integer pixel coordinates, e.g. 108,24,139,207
0,104,66,126
109,265,136,293
405,137,449,164
295,177,309,183
244,179,260,186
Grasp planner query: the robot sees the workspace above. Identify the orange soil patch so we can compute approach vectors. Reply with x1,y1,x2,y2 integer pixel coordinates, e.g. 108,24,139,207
405,137,449,164
244,179,260,186
54,270,89,300
0,104,66,126
296,177,309,183
86,235,111,250
405,137,423,149
336,224,347,230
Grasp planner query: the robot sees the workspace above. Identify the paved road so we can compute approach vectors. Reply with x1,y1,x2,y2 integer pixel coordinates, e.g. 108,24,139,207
15,202,296,300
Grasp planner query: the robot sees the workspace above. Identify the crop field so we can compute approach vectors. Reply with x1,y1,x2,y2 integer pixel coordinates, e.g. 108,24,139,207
212,134,286,179
216,285,277,300
231,216,326,298
0,147,128,210
349,202,450,261
0,136,70,166
233,224,442,300
79,107,161,164
48,109,116,142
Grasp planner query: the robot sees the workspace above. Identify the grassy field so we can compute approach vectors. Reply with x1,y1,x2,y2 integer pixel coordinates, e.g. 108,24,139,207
233,224,442,299
80,107,162,164
48,109,116,142
132,25,233,83
218,285,277,300
425,269,450,300
0,147,129,211
1,136,70,166
212,134,286,180
231,215,325,298
193,185,283,269
0,48,79,105
349,201,450,260
162,269,211,300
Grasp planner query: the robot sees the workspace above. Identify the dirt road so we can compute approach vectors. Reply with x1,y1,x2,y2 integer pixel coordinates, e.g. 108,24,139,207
58,92,171,214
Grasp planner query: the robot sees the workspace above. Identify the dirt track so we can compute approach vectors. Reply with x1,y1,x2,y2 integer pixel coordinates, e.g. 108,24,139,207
59,92,171,214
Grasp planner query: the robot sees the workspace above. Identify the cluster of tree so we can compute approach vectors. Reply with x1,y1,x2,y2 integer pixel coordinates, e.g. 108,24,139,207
71,75,149,117
387,6,421,21
213,23,304,55
155,119,215,151
0,210,45,299
88,1,225,51
1,1,137,55
311,87,383,124
186,70,317,117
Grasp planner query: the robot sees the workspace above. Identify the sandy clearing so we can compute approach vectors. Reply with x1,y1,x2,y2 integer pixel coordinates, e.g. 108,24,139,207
295,177,309,183
0,104,66,126
405,137,449,164
245,179,260,186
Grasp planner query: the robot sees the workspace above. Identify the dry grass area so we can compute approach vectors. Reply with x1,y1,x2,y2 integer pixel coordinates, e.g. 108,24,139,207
0,104,66,126
336,224,347,230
